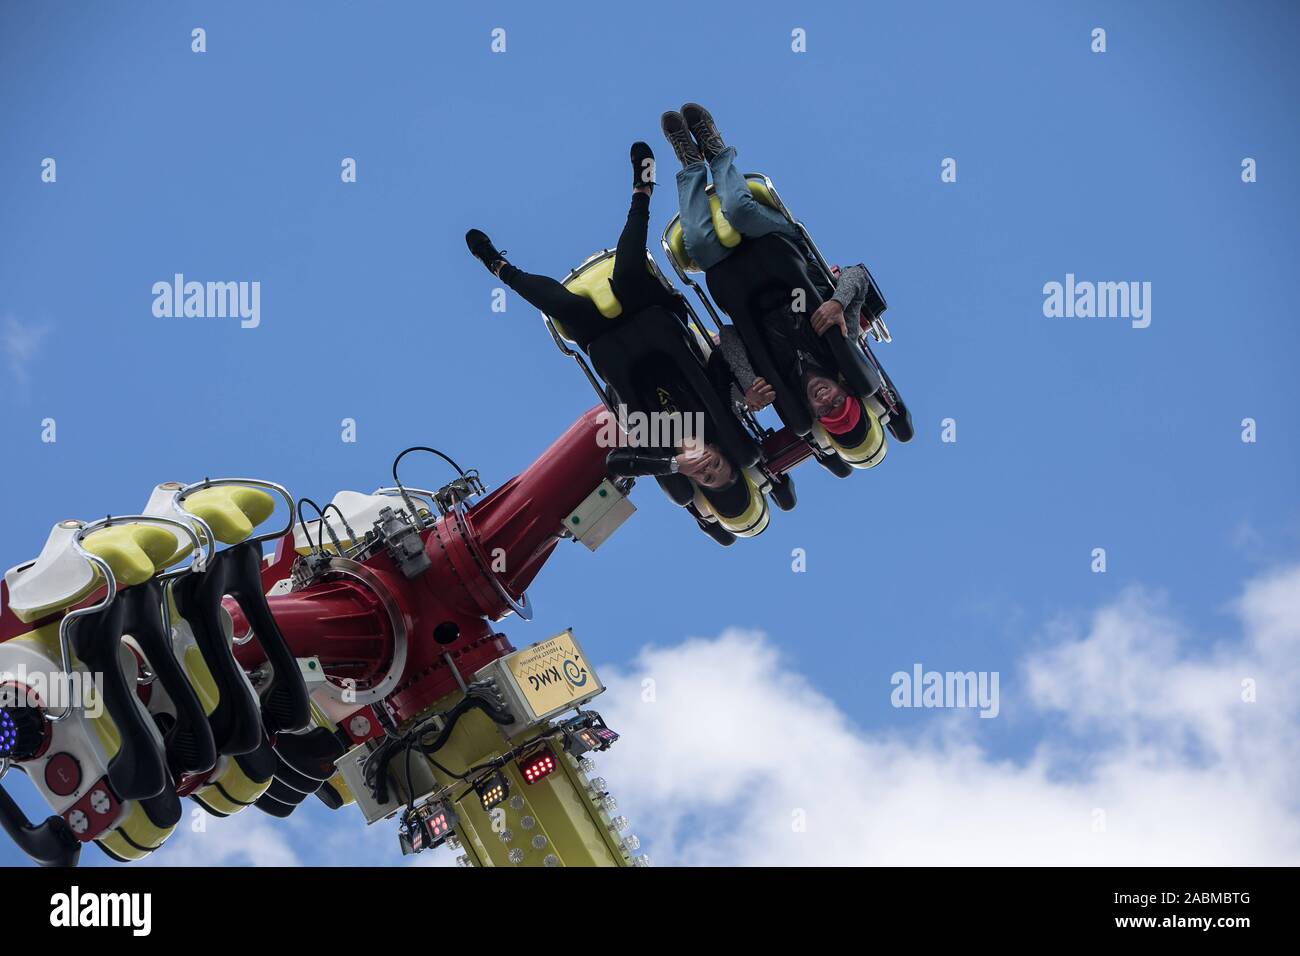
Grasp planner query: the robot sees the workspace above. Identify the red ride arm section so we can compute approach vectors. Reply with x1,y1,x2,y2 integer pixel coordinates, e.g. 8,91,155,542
231,405,612,723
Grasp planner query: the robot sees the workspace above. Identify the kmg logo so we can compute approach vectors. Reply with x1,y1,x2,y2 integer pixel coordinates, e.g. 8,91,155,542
564,659,588,687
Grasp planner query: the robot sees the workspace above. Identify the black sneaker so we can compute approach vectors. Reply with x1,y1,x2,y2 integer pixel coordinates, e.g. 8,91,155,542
631,141,656,189
661,111,704,168
681,102,726,162
465,229,506,274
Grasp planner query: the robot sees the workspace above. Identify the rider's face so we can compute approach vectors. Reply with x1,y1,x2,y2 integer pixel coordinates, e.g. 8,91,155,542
680,441,736,489
695,444,735,489
805,374,847,418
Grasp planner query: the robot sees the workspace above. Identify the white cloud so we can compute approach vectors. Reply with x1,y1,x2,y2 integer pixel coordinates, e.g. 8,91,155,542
593,566,1300,866
1,315,49,389
106,566,1299,868
136,784,455,867
143,809,302,867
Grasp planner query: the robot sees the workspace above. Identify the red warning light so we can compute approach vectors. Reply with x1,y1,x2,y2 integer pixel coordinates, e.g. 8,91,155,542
519,747,557,784
426,806,455,840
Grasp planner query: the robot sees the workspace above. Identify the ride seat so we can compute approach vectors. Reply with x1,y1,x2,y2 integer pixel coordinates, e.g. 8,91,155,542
693,467,770,538
563,253,626,322
183,485,276,545
550,249,670,345
664,179,785,275
81,524,179,587
4,519,194,624
810,398,888,470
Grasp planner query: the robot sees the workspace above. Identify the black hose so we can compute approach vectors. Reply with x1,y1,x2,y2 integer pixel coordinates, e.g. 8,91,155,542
367,693,512,804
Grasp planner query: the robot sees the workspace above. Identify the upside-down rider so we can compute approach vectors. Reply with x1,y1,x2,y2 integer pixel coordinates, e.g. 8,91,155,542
464,143,780,528
662,103,877,448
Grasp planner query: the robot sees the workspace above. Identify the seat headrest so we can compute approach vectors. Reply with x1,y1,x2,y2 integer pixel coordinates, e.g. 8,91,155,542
563,254,623,320
183,486,276,544
82,524,180,587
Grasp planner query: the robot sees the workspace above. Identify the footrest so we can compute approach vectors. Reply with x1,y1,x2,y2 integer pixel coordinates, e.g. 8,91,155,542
173,541,311,743
120,580,217,778
66,597,169,802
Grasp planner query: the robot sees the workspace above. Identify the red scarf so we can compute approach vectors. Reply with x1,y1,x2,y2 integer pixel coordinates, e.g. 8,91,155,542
819,396,862,436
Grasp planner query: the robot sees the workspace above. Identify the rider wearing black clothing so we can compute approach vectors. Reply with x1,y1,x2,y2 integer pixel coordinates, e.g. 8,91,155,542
481,199,690,352
662,104,877,442
466,143,761,518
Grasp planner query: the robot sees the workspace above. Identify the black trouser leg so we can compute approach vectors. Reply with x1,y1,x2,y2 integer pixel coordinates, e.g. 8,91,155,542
610,191,664,312
498,263,608,350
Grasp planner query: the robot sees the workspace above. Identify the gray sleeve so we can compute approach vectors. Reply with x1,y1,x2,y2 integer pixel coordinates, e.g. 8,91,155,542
718,325,757,391
830,264,870,319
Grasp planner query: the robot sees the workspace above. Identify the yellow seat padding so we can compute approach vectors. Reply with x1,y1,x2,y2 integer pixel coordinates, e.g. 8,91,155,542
97,800,177,860
694,470,769,538
81,524,179,587
183,486,275,545
325,770,355,807
816,401,888,469
667,181,784,274
553,252,667,342
711,195,743,249
563,255,623,319
97,831,149,862
745,178,779,212
193,756,272,816
183,645,222,715
666,221,691,273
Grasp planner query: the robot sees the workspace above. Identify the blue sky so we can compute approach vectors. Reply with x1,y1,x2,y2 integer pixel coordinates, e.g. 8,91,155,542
1,1,1298,866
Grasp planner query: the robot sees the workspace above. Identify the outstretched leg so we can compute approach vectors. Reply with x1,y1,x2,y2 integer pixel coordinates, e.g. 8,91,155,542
465,229,608,349
709,145,798,241
676,163,729,271
662,111,729,271
681,102,798,242
609,143,667,310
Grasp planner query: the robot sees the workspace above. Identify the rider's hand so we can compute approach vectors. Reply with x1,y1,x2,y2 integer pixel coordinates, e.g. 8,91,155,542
811,300,848,338
674,441,710,480
744,377,776,411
